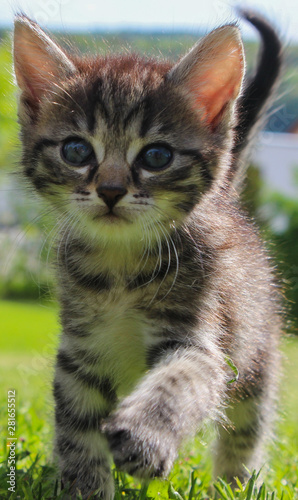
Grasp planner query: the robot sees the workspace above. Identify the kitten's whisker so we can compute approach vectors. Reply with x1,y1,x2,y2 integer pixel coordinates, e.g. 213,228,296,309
39,202,72,257
0,188,27,192
62,215,83,274
158,231,179,303
147,218,172,306
43,210,72,290
43,89,73,112
40,209,69,270
125,216,153,288
181,222,206,276
56,209,80,266
3,202,67,276
128,213,164,290
146,209,180,304
146,215,163,282
150,218,163,277
51,82,86,117
43,207,74,271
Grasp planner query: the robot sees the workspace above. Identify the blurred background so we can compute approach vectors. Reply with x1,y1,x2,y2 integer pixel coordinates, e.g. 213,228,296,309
0,1,298,496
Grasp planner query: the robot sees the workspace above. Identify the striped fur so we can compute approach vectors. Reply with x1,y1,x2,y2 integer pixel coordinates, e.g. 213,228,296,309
14,12,282,499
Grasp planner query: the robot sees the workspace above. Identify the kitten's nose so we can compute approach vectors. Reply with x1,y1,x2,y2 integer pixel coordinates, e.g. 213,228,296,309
96,185,127,210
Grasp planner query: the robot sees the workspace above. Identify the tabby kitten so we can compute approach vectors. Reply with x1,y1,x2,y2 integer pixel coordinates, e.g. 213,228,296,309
13,12,282,500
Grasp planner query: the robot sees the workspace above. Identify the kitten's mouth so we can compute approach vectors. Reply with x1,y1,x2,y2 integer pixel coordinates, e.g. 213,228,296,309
98,209,131,224
104,211,119,221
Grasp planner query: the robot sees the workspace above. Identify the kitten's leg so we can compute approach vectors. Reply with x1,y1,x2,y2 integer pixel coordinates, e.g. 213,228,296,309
213,365,278,484
53,348,117,499
102,345,227,479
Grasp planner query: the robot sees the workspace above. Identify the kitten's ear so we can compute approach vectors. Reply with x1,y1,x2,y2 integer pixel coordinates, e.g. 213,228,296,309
13,15,76,104
168,25,245,128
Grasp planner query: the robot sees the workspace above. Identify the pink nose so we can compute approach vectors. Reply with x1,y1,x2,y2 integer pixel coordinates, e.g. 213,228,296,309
96,185,127,210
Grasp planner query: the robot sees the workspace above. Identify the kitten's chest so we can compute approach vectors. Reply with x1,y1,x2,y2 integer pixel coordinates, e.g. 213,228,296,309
60,243,190,393
70,287,160,395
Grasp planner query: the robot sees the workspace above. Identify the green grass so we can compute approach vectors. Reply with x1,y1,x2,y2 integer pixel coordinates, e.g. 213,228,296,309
0,301,59,352
0,300,297,499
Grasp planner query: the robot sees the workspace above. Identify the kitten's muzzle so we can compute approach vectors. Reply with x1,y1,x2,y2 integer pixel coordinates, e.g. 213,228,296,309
96,184,128,210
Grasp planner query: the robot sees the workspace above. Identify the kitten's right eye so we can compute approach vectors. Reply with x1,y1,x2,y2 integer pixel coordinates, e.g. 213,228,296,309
61,138,94,166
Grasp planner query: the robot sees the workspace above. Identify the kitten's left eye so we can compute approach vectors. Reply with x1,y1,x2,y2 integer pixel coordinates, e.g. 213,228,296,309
137,144,173,171
61,138,94,166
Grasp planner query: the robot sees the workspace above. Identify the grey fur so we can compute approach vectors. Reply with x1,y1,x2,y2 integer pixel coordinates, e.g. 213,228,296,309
13,12,282,499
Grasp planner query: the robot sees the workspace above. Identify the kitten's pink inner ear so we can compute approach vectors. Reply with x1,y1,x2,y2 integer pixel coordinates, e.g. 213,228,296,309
171,26,245,127
190,47,244,125
14,16,76,103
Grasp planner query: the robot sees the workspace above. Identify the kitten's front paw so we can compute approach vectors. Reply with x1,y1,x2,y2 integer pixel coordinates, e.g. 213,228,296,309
102,413,177,479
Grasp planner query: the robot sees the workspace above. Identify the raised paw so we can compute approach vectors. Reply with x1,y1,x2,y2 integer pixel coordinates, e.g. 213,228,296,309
102,413,177,479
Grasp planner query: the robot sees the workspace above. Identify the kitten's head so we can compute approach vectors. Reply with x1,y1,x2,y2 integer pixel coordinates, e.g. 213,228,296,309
13,16,244,246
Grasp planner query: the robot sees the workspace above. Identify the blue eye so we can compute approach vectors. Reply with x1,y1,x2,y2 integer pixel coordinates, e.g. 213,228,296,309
61,138,94,166
139,144,173,171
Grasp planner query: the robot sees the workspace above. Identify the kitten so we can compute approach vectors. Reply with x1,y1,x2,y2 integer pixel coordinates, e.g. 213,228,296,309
13,11,282,500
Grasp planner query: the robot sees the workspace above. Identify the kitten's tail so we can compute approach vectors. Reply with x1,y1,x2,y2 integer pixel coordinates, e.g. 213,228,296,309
229,9,283,191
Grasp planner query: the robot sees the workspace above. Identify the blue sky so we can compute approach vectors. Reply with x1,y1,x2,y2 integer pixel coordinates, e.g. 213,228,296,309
2,0,298,42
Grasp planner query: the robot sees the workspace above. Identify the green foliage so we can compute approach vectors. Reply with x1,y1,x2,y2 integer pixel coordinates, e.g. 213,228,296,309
0,35,18,172
267,189,298,329
242,165,298,333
